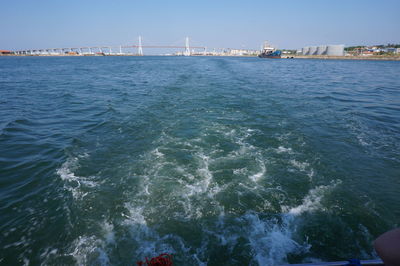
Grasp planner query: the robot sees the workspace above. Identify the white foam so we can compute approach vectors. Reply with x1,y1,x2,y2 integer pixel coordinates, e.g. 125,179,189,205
199,212,310,266
288,159,315,182
357,134,370,146
68,236,110,266
182,152,218,199
249,158,266,182
122,205,182,260
116,125,332,265
152,148,164,158
237,181,341,264
307,168,315,181
244,213,308,265
290,159,309,171
57,155,99,200
233,168,247,175
39,247,58,262
102,222,115,245
276,146,293,154
123,205,147,226
277,132,292,142
348,121,370,147
287,180,341,216
195,153,213,193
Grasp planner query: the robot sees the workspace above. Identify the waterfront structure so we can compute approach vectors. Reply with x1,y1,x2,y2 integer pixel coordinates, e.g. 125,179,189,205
301,44,344,56
302,47,310,55
317,45,327,55
326,45,345,56
309,46,317,55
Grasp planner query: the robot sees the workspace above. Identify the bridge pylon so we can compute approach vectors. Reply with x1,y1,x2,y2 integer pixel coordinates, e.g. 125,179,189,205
138,36,143,56
184,36,190,56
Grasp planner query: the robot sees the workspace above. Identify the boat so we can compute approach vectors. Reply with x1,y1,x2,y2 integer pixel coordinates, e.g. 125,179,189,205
258,41,282,58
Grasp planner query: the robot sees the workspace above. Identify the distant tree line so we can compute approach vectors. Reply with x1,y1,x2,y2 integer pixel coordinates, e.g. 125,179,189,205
344,46,364,51
382,43,400,48
345,44,400,51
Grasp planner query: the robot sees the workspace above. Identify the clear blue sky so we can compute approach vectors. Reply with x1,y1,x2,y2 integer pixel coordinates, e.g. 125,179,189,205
1,0,399,51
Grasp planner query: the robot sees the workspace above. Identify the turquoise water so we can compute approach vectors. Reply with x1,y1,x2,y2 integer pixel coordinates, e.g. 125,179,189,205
0,56,399,265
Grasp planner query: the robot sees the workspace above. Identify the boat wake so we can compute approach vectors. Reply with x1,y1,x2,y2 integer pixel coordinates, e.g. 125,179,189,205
51,121,342,265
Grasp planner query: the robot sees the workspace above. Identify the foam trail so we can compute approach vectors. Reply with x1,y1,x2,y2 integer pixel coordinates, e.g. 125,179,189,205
57,155,98,200
244,213,309,265
276,146,293,154
287,181,341,215
194,153,213,195
249,158,266,182
119,126,338,265
68,236,110,266
122,204,205,264
242,181,341,265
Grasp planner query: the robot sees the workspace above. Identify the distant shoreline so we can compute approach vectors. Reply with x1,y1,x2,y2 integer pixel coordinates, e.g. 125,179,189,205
284,55,400,61
1,54,400,61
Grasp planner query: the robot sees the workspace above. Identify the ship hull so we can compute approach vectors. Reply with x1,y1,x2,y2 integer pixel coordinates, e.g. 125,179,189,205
258,50,282,59
258,54,281,58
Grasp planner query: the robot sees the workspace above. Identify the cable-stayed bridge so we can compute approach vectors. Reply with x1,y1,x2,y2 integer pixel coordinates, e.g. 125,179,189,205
14,36,209,56
14,36,259,56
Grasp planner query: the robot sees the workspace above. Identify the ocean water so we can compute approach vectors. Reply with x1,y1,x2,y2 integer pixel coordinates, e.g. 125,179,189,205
0,56,399,265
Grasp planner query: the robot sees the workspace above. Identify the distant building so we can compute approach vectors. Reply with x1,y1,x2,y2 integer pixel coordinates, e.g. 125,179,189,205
361,50,374,56
0,50,12,55
229,49,256,56
386,48,397,53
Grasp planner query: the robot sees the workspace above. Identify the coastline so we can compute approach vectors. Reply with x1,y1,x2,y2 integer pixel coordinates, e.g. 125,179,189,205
2,54,400,61
284,55,400,61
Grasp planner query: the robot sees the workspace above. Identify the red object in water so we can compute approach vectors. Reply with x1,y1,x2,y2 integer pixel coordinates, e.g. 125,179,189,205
137,253,173,266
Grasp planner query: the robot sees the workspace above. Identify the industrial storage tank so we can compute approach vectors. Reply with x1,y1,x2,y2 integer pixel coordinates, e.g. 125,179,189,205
309,46,317,55
317,45,327,55
302,47,310,55
326,45,344,56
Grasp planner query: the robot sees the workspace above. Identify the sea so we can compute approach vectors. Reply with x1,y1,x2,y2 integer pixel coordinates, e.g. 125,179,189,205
0,56,399,266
